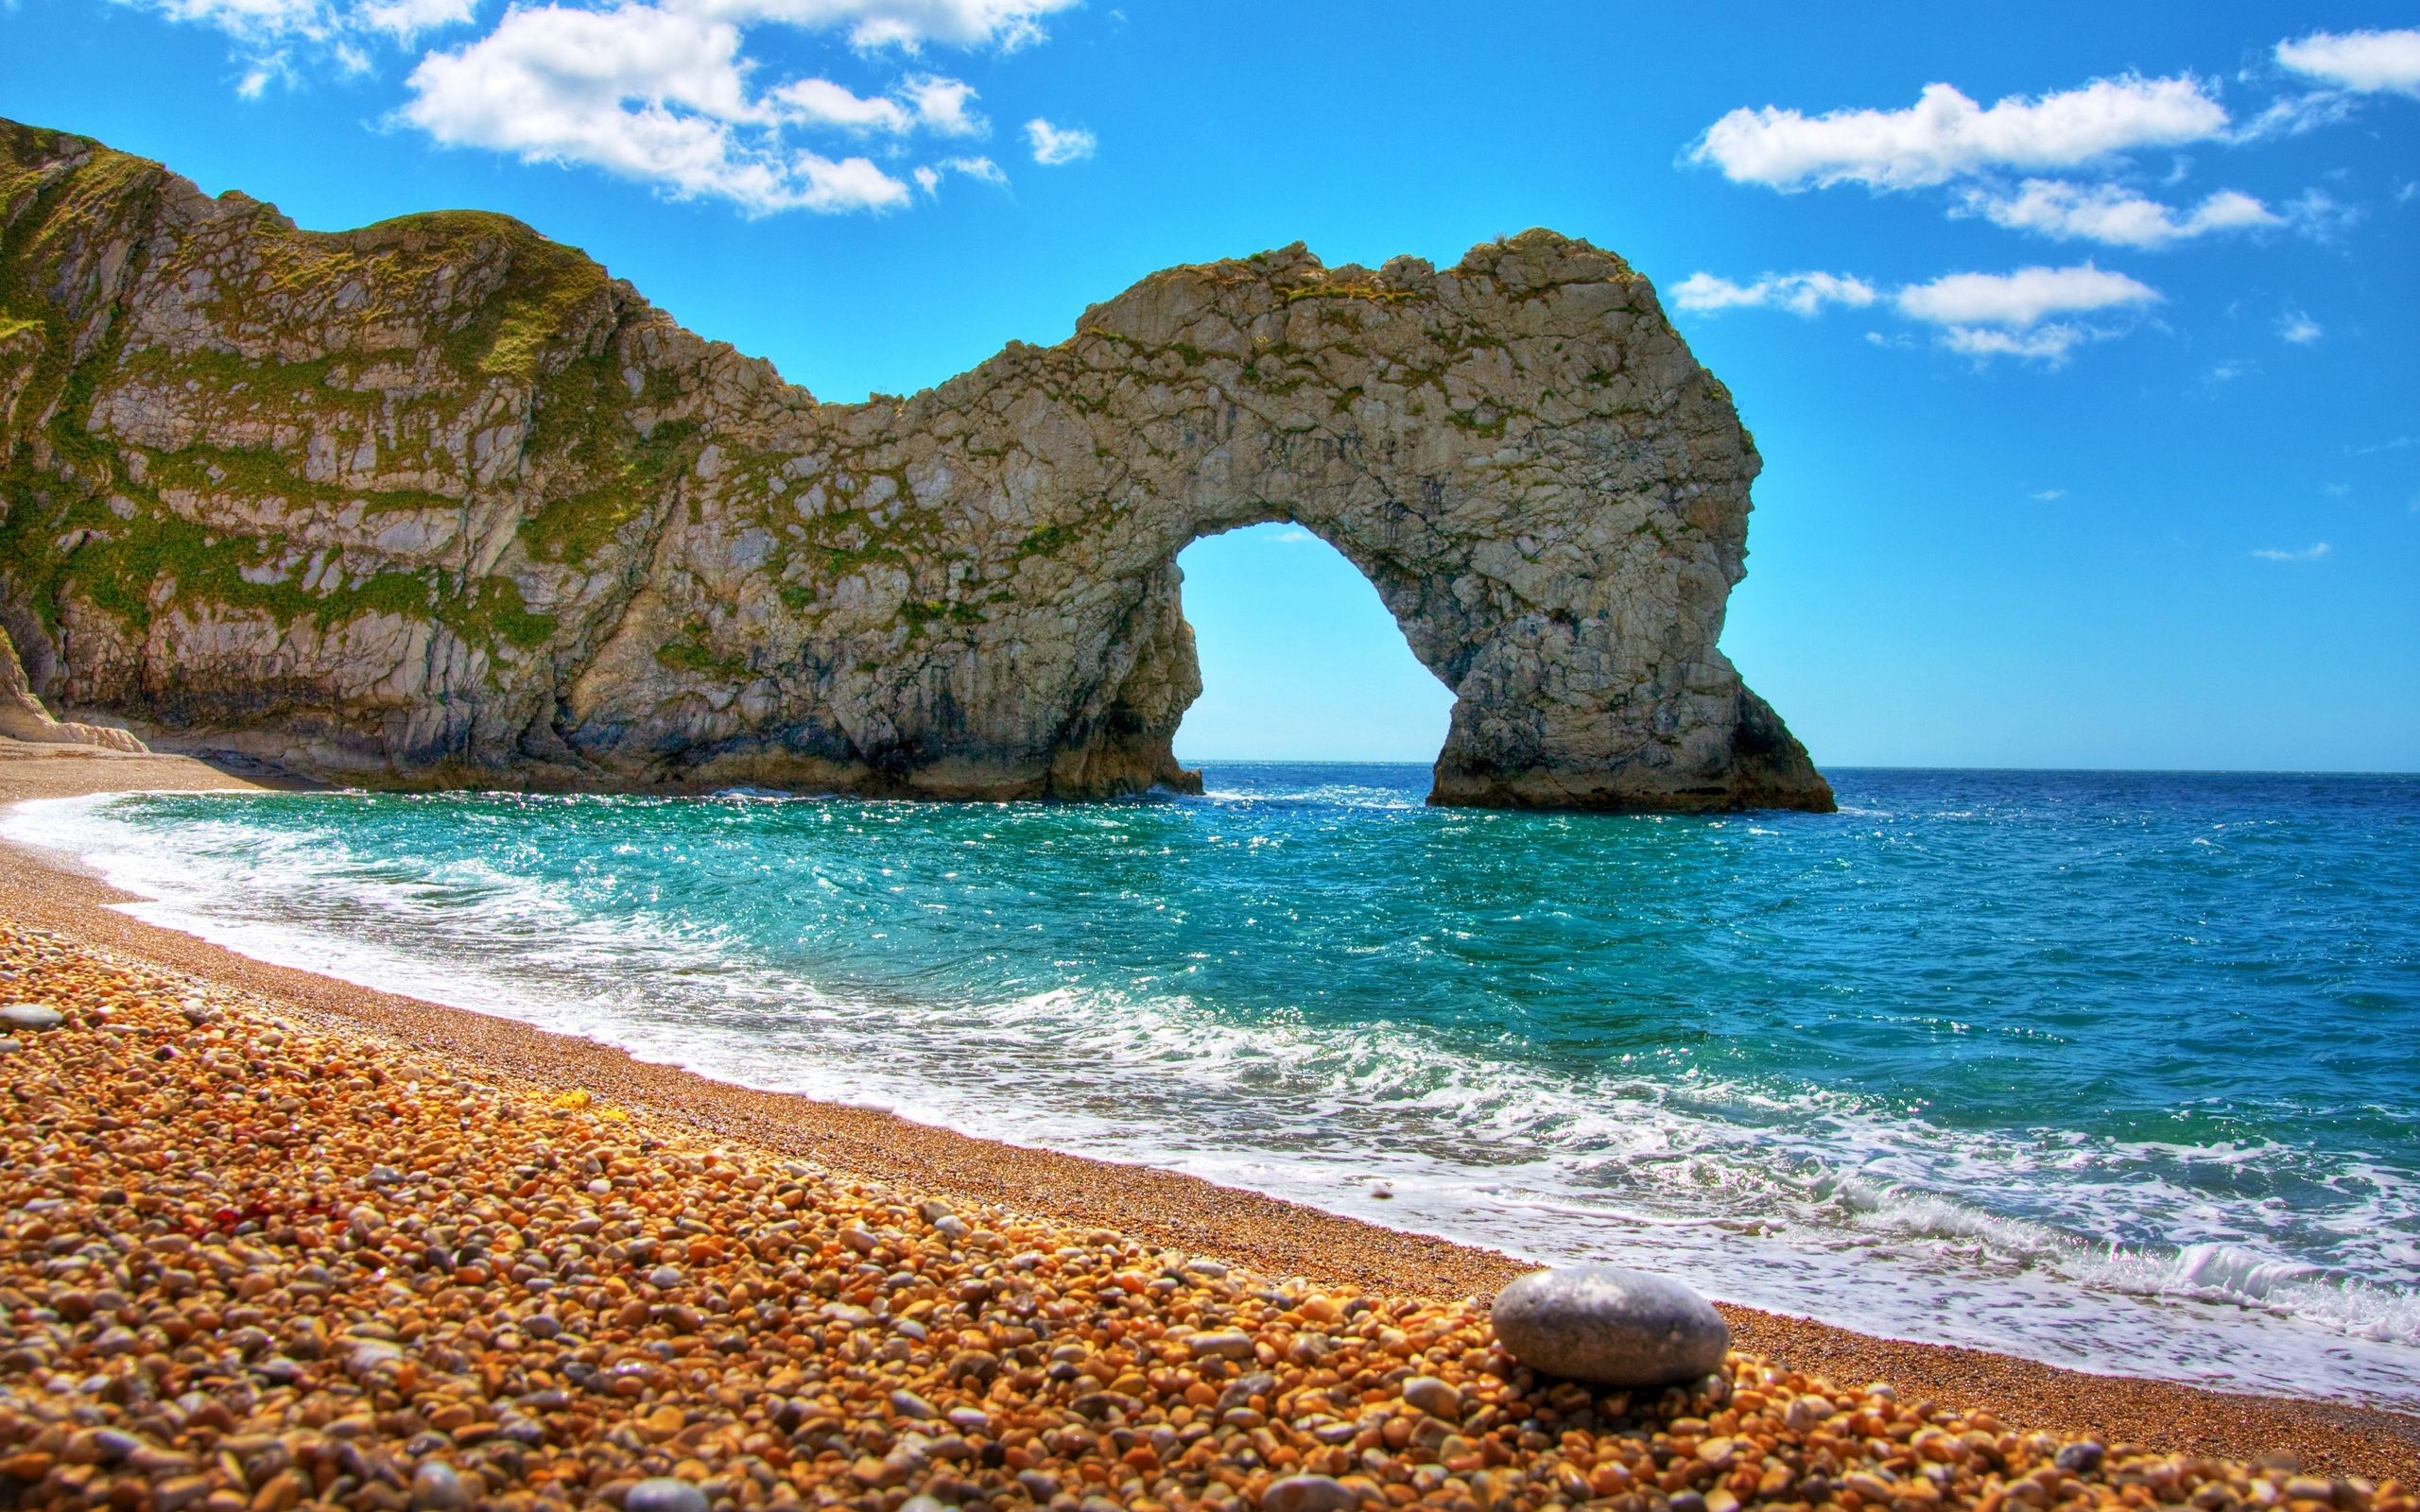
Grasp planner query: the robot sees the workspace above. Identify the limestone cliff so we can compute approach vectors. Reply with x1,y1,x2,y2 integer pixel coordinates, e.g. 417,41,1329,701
0,624,145,750
0,118,1833,813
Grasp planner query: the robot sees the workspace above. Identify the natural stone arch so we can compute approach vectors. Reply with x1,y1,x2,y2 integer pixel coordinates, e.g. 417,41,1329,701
552,237,1830,811
0,119,1833,812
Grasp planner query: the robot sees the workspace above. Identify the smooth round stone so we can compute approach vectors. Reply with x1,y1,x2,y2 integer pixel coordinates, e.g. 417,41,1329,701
1489,1265,1729,1386
625,1479,709,1512
1400,1374,1461,1418
410,1462,467,1511
1187,1330,1255,1361
0,1004,63,1032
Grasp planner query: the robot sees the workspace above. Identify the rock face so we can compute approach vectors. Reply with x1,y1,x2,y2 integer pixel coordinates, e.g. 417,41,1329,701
0,117,1833,812
1488,1266,1731,1387
0,624,145,750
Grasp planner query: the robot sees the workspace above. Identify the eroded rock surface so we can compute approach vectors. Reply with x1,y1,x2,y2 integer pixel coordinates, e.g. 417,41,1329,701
0,625,145,751
0,117,1831,811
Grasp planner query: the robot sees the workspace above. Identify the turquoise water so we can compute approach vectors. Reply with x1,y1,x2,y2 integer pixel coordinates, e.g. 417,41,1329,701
11,765,2419,1406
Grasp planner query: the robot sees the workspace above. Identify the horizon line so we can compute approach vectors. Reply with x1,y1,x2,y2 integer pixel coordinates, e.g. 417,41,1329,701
1173,756,2420,778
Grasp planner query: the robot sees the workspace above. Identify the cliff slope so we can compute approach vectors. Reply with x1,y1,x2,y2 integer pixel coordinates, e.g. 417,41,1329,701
0,118,1831,811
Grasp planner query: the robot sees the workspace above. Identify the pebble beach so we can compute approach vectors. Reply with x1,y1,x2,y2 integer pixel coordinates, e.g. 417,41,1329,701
3,739,2417,1512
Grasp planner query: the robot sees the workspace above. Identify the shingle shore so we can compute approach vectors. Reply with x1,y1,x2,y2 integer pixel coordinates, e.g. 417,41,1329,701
1,920,2407,1512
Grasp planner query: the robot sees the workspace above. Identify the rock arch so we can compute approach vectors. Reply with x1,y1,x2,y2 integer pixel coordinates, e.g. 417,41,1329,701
0,119,1833,812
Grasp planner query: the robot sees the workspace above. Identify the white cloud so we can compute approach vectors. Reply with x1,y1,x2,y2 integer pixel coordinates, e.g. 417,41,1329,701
403,4,916,215
1689,262,2160,365
768,71,982,135
2278,307,2323,345
2204,358,2253,384
407,7,758,143
128,0,1070,219
900,73,984,134
2282,187,2362,240
913,155,1006,194
399,0,1071,213
354,0,470,40
939,153,1006,184
1689,74,2228,191
105,0,471,85
771,77,914,132
1892,264,2160,367
771,0,1075,52
1894,263,2159,329
780,154,911,212
130,0,324,39
2235,89,2361,141
2250,541,2331,562
1936,323,2107,364
2275,28,2420,96
1024,116,1095,164
1962,179,2277,248
1669,270,1878,316
2031,489,2068,501
136,0,1075,60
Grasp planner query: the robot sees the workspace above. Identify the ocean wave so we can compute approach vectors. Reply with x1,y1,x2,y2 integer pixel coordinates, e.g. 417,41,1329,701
9,784,2419,1409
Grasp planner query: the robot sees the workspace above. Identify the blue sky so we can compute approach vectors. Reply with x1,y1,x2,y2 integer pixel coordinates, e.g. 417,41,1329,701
4,2,2415,769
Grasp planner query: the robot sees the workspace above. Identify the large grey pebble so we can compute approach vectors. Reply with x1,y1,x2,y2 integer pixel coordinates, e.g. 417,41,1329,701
1489,1265,1729,1386
0,1004,63,1031
624,1479,709,1512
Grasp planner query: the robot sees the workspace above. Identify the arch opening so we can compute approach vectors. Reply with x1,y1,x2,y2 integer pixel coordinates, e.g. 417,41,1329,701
1167,522,1456,770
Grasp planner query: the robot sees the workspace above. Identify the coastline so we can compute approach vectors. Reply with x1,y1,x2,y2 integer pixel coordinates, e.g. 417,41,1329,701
3,737,2414,1481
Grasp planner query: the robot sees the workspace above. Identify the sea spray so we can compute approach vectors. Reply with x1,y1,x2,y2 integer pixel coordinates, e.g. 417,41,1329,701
8,765,2417,1406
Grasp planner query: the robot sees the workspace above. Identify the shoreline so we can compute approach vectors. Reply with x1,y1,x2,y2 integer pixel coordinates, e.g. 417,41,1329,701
3,738,2414,1479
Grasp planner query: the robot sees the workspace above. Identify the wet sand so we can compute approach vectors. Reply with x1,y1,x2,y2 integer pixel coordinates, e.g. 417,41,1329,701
3,736,2413,1482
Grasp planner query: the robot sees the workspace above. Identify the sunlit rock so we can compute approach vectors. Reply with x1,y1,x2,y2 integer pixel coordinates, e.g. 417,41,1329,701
0,117,1830,812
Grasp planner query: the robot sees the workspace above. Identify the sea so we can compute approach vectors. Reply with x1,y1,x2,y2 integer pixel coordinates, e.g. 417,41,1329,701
8,765,2416,1409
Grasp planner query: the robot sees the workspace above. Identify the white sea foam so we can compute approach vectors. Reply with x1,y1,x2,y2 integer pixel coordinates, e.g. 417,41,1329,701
8,789,2419,1408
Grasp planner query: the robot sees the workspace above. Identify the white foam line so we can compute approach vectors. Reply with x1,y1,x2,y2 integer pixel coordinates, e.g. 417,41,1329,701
8,790,2418,1410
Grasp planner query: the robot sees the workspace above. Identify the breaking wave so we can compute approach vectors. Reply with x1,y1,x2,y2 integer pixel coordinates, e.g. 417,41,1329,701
8,764,2417,1408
